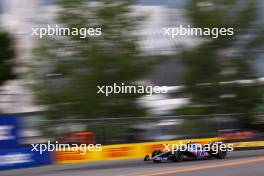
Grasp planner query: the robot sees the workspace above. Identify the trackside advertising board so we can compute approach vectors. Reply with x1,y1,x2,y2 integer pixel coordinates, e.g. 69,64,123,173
0,115,52,170
54,138,221,164
0,115,20,148
0,147,52,170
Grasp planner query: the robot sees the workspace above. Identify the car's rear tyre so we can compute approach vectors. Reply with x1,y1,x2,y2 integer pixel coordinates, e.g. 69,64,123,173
172,151,184,162
210,142,227,159
215,149,227,159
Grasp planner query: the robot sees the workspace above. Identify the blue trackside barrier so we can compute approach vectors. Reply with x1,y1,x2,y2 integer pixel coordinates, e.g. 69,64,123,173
0,147,52,170
0,115,52,170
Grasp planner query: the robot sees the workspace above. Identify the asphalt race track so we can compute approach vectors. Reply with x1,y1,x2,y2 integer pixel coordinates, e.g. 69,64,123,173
1,150,264,176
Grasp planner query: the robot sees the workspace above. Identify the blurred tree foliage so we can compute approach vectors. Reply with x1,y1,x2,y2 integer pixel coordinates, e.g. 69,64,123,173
178,0,264,127
0,31,15,86
32,0,152,120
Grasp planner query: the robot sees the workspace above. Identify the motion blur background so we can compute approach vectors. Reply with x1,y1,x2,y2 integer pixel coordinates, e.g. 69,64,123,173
0,0,264,158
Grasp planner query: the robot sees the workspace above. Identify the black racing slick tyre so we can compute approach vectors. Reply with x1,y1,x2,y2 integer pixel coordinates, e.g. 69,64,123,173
215,149,227,159
210,142,227,159
144,155,150,161
152,149,162,158
172,151,184,162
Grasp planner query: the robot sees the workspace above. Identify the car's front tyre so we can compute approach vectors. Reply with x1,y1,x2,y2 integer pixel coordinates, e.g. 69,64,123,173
172,151,184,162
152,149,162,158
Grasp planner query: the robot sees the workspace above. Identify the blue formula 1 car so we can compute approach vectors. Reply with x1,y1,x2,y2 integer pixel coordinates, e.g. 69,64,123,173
144,142,228,163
